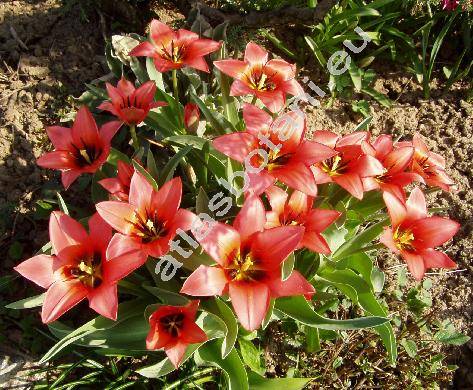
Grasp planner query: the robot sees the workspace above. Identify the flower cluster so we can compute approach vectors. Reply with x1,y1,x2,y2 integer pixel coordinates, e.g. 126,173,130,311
14,20,460,369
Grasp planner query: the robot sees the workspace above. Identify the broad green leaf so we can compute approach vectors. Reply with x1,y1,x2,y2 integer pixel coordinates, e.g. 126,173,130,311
239,338,264,375
401,338,417,358
190,91,234,135
142,285,189,306
146,57,165,91
195,339,249,390
6,293,45,309
434,331,470,346
275,296,388,330
305,326,321,353
281,253,295,281
56,192,69,215
248,372,313,390
132,160,158,190
201,298,238,358
107,147,131,166
146,149,160,181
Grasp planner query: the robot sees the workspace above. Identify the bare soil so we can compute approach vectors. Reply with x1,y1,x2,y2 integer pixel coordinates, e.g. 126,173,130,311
0,0,471,388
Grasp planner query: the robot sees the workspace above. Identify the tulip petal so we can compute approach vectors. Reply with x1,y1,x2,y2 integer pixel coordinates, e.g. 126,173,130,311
372,135,393,159
46,126,74,151
338,131,369,147
152,177,183,224
129,41,157,57
97,101,119,116
288,190,312,216
99,178,124,195
406,187,427,220
401,251,426,280
134,80,156,107
301,231,332,254
411,217,460,248
128,170,155,210
150,19,175,44
265,185,288,215
271,110,305,155
312,130,339,148
283,78,305,98
268,270,315,298
379,227,399,254
194,223,240,267
230,79,254,96
333,173,364,200
37,151,76,170
258,90,285,113
244,42,268,65
265,59,295,80
291,140,337,166
384,147,414,174
41,280,87,323
146,322,173,350
272,163,318,196
213,132,257,163
184,56,210,72
247,170,276,195
233,194,266,243
181,320,207,344
71,106,100,148
214,59,249,79
181,265,228,296
100,121,122,144
382,191,407,227
421,249,457,269
105,83,124,107
61,170,82,190
242,103,273,136
304,209,341,233
88,213,112,254
14,255,56,288
96,201,136,235
88,282,118,320
165,341,188,369
117,77,136,96
49,211,88,255
186,38,221,58
229,281,270,331
105,234,147,282
353,155,384,177
252,226,304,267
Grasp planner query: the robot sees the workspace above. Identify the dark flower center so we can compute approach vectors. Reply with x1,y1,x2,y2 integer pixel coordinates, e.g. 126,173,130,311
69,252,103,288
393,227,415,251
119,95,142,110
127,209,168,243
226,250,265,282
160,313,185,337
71,142,101,167
320,155,348,176
160,40,186,63
245,66,277,91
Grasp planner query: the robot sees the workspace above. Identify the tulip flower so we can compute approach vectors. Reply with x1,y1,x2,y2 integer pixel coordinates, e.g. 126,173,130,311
146,300,207,368
98,77,166,125
96,172,196,259
265,186,341,254
214,42,305,113
380,188,459,280
14,212,147,323
37,106,122,189
213,104,337,196
442,0,459,10
129,20,221,73
361,135,423,200
311,130,384,200
184,103,200,133
404,133,454,192
99,160,134,202
181,195,314,331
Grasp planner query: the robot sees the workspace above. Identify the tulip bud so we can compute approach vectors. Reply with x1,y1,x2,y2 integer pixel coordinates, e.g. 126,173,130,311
184,103,200,133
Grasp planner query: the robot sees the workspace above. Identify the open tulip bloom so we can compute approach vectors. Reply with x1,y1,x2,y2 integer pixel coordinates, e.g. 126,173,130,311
14,212,147,323
99,77,167,125
181,195,315,331
12,19,464,383
213,103,337,196
130,19,221,73
37,106,122,189
214,42,305,113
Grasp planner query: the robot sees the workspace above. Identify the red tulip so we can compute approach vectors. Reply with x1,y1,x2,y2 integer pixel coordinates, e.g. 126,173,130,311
213,104,337,196
361,135,423,200
129,20,221,73
265,186,341,254
184,103,200,133
406,133,454,192
311,130,384,200
98,77,166,125
442,0,459,10
37,106,122,189
380,188,459,280
99,160,134,202
96,172,196,259
214,42,305,113
146,300,207,368
14,212,147,323
181,195,314,331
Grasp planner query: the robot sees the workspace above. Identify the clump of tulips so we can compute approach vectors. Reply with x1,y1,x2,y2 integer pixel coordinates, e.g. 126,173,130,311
11,20,459,386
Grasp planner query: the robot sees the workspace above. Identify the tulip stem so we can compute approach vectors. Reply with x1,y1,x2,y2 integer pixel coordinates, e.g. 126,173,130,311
172,69,184,129
129,124,140,151
163,367,216,390
250,95,258,105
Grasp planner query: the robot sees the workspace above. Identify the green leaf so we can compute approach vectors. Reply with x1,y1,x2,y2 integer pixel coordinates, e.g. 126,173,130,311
305,326,321,353
56,192,69,215
201,298,238,358
281,253,295,281
275,296,388,330
196,187,214,217
158,145,192,187
6,293,45,309
401,338,417,358
190,91,234,135
195,339,249,390
107,147,131,166
91,171,109,203
146,57,165,91
146,149,160,182
434,331,470,346
132,160,158,190
239,339,264,375
248,372,313,390
142,285,189,306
